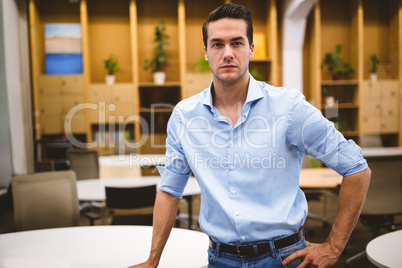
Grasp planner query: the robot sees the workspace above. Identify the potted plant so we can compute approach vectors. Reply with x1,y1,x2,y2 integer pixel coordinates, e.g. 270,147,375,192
144,21,169,85
370,54,380,82
322,44,354,80
103,55,119,85
322,86,335,106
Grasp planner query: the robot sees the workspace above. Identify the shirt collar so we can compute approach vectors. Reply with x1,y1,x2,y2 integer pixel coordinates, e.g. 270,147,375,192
202,74,264,110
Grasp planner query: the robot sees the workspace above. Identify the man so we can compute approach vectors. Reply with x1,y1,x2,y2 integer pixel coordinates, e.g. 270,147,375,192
131,3,370,268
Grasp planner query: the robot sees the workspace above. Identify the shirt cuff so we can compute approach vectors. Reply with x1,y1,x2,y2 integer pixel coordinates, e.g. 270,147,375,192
325,139,368,176
157,166,190,199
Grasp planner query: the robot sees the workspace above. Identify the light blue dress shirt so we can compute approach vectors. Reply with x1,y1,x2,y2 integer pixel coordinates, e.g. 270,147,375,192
158,75,367,245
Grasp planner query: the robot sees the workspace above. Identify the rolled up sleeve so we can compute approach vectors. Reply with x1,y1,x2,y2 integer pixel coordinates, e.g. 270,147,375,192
158,107,191,199
287,90,367,176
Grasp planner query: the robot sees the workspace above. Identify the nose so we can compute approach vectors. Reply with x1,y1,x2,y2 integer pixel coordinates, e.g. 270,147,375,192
223,45,234,61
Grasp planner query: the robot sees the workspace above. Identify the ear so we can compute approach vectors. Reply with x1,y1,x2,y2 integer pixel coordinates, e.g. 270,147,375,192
249,43,255,59
204,46,208,61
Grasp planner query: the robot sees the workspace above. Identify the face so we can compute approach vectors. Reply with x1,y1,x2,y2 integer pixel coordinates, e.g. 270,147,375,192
204,18,254,85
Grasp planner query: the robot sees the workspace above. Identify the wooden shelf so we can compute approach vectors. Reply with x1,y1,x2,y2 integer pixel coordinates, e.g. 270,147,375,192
323,103,358,109
139,82,181,87
250,57,272,63
304,0,402,146
321,80,359,86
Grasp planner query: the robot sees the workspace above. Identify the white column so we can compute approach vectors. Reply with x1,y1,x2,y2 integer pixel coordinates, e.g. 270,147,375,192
282,0,318,92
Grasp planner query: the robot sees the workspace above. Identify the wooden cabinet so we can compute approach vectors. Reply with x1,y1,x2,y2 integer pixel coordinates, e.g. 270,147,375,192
304,0,402,146
360,81,399,134
88,83,136,155
37,75,85,134
88,83,135,123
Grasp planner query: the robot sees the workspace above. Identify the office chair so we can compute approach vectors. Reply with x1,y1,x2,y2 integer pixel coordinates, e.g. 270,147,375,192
67,149,99,180
67,149,103,215
34,159,55,172
104,185,157,225
345,155,402,267
12,171,81,231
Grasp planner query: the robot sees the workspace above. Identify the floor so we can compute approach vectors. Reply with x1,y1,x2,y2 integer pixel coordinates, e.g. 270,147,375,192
1,190,400,268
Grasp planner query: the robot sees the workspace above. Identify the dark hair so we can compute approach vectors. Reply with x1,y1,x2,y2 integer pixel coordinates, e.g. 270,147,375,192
202,3,253,48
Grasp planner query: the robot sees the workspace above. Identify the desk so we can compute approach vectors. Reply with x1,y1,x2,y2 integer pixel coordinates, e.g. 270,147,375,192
366,230,402,268
99,154,165,167
299,168,343,189
299,168,343,227
362,147,402,158
0,226,208,268
77,176,201,229
99,154,165,178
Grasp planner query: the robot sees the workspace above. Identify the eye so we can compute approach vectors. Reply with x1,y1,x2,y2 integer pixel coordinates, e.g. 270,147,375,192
232,42,242,47
212,43,223,48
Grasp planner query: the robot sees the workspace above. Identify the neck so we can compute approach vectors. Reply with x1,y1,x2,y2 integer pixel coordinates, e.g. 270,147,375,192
212,75,249,109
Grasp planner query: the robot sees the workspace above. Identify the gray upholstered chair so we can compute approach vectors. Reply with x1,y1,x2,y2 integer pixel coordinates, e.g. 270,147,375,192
67,149,103,217
67,149,99,180
12,171,80,231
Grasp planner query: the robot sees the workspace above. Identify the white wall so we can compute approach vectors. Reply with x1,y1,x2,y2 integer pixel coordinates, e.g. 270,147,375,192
282,0,318,92
0,0,13,187
0,0,34,185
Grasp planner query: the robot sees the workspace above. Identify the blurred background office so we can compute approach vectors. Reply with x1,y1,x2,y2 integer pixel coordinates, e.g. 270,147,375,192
1,0,402,267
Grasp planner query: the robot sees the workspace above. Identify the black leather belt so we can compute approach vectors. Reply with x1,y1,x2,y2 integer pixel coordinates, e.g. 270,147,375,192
209,227,304,258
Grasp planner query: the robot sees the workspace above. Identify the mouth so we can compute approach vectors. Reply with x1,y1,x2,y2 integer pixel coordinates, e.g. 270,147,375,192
220,65,237,70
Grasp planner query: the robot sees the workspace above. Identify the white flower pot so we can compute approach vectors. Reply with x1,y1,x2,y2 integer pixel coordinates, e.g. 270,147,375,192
325,96,335,106
370,73,378,82
105,75,115,85
153,72,166,85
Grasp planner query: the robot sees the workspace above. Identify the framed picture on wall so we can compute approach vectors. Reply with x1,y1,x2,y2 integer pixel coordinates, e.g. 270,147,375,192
45,23,82,75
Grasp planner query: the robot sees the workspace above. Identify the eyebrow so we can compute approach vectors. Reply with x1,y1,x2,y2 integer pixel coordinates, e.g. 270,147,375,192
210,36,245,43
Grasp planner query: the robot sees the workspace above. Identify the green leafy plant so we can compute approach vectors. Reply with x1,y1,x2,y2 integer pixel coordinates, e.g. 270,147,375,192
370,54,380,74
322,44,354,80
322,86,330,96
144,21,169,73
343,62,354,79
103,55,119,75
332,116,346,132
249,68,264,81
191,56,210,72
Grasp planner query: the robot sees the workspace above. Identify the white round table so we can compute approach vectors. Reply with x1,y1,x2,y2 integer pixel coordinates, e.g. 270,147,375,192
99,154,166,167
98,154,166,178
366,230,402,268
0,226,208,268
